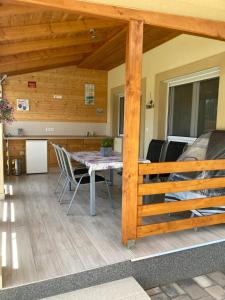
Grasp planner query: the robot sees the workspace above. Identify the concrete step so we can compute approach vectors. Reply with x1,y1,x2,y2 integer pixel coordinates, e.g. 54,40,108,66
41,277,150,300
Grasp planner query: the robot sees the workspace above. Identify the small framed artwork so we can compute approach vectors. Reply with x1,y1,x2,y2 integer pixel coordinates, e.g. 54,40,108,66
17,99,29,111
84,83,95,105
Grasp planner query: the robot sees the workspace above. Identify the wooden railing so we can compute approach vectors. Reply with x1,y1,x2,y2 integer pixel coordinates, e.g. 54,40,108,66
137,160,225,239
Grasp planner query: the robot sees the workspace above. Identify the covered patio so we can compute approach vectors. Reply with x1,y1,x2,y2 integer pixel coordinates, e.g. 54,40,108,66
1,0,225,294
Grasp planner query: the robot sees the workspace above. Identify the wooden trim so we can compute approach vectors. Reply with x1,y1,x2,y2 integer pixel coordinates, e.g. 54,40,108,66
139,160,225,175
138,195,225,217
137,213,225,237
122,20,143,245
138,177,225,196
13,0,225,41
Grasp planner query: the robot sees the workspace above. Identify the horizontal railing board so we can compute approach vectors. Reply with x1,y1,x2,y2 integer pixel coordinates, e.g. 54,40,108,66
139,160,225,175
138,196,225,217
137,213,225,237
138,177,225,196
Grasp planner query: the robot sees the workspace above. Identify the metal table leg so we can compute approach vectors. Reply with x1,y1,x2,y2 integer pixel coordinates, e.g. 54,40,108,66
90,170,96,216
109,169,114,186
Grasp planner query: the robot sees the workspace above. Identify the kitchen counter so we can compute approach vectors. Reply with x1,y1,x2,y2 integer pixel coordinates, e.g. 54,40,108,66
4,135,110,140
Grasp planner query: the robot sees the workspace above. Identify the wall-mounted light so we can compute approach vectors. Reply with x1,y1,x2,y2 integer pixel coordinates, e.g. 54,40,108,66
146,93,154,109
89,28,96,39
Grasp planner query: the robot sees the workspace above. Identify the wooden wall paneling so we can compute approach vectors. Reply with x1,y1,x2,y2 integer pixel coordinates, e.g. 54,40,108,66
83,139,102,151
4,66,108,123
122,20,143,246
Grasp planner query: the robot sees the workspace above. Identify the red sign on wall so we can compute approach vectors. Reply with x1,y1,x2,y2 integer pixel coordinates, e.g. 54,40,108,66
28,81,36,88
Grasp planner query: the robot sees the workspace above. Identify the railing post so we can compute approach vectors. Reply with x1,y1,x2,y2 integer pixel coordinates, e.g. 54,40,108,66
122,19,143,246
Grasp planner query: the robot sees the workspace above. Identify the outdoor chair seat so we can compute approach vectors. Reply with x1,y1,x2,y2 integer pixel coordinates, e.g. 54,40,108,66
75,174,106,184
73,168,88,176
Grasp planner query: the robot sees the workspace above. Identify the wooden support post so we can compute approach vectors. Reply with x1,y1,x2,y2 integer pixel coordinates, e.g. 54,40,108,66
122,20,143,246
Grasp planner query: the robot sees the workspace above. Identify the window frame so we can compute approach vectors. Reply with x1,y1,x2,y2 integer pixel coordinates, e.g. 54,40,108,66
167,67,220,139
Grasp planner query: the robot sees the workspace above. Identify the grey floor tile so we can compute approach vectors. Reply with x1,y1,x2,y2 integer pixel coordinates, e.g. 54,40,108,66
198,296,216,300
146,287,162,296
205,285,225,300
173,295,192,300
161,283,185,297
193,275,214,288
151,293,169,300
177,279,209,299
207,272,225,287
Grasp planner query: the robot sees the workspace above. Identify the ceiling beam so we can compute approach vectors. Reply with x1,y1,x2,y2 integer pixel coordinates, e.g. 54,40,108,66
12,0,225,41
0,28,119,56
0,18,124,42
0,54,84,76
0,1,44,17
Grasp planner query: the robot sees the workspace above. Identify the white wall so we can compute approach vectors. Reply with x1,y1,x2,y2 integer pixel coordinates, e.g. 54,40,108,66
107,34,225,156
4,121,107,137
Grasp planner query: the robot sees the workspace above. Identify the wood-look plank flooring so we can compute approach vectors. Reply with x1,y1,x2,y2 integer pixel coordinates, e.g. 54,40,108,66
1,171,225,288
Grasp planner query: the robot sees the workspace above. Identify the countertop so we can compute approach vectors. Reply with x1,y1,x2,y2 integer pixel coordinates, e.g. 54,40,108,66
4,135,110,140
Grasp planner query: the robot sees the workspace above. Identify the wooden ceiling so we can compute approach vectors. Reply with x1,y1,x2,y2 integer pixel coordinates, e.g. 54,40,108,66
0,1,180,75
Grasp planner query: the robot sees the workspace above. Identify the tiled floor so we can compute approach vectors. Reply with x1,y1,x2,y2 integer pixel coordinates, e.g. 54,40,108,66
146,271,225,300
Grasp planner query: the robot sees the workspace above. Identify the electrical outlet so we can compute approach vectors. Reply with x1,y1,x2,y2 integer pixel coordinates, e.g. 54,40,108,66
46,128,55,132
53,95,63,100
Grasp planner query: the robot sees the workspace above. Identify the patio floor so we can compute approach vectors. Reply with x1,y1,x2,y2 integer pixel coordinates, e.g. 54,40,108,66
1,171,225,288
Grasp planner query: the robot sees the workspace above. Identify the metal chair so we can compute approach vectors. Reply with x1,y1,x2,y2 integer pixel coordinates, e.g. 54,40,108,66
53,144,89,201
59,147,113,215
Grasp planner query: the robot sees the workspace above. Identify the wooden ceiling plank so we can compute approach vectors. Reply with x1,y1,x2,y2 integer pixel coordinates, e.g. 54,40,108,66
11,0,225,41
0,54,84,75
79,27,127,69
0,43,101,65
0,18,124,42
0,28,118,56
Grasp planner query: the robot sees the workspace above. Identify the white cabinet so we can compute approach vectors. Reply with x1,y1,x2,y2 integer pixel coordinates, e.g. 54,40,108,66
26,140,48,174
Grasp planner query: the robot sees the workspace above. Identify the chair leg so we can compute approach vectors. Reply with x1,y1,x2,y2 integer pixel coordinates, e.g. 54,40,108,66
58,178,69,203
67,178,82,215
105,179,114,209
55,171,63,194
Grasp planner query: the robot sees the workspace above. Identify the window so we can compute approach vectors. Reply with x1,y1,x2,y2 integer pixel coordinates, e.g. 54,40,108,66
168,69,219,138
118,95,124,136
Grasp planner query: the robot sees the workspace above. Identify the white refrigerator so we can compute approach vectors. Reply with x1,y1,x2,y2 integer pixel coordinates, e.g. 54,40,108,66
26,140,48,174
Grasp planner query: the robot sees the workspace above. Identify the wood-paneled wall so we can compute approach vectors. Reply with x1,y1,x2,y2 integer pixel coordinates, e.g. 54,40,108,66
4,66,107,123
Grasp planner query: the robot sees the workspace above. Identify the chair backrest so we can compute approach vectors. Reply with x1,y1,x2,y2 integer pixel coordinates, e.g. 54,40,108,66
164,141,187,162
146,139,165,163
52,143,63,171
60,147,75,181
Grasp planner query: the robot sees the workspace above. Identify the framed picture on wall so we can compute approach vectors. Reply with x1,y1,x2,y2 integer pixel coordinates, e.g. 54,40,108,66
17,99,29,111
84,83,95,105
